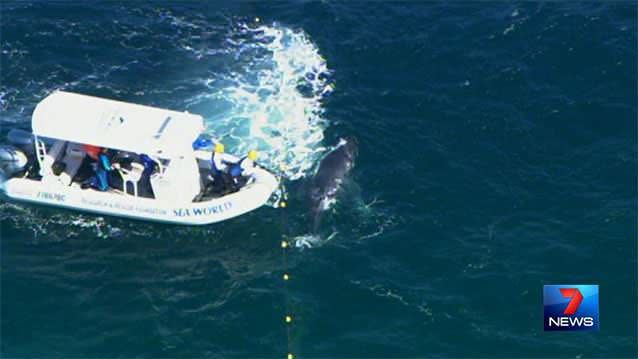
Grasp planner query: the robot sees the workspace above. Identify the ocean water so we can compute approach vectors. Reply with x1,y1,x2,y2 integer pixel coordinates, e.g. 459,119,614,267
1,1,636,358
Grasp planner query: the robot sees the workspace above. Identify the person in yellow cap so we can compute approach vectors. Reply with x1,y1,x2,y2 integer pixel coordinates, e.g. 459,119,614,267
208,142,235,194
211,142,226,176
241,150,259,176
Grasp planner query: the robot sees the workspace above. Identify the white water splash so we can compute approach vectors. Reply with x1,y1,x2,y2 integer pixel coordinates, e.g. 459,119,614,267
190,21,333,181
292,230,338,249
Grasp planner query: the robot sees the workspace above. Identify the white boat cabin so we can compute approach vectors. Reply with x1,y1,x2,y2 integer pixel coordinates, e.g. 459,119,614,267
32,91,204,202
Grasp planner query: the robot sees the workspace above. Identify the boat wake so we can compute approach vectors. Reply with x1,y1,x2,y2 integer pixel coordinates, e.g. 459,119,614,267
186,21,333,182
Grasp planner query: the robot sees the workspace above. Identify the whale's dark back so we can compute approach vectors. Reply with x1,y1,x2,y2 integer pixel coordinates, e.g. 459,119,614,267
312,137,358,193
309,137,358,231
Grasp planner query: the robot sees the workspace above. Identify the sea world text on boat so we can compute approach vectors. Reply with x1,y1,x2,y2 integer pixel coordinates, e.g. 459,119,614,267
174,202,233,217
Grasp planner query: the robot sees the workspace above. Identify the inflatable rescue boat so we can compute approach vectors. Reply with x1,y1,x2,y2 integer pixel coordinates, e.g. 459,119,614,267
0,91,279,225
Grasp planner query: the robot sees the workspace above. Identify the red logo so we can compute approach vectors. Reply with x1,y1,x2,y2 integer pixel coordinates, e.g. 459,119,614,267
559,288,584,315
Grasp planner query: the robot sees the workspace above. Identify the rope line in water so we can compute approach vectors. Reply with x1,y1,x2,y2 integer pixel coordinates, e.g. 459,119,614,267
278,167,294,359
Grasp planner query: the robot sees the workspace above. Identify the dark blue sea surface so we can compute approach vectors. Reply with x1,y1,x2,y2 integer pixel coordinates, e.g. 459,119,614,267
1,1,636,357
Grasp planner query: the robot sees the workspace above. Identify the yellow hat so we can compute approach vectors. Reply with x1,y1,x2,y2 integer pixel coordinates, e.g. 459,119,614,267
248,150,258,161
214,143,225,153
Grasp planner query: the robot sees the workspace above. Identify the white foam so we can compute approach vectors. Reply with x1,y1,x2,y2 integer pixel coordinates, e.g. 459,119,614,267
292,230,337,249
190,21,333,182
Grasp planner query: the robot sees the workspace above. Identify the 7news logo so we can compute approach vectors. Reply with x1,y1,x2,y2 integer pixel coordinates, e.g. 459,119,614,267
543,284,599,331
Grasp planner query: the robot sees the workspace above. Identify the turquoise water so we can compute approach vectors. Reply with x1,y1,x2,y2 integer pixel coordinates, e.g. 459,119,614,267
1,1,636,357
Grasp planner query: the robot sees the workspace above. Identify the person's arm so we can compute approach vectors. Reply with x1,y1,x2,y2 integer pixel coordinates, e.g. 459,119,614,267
241,159,255,176
213,155,225,170
99,153,113,171
220,153,236,166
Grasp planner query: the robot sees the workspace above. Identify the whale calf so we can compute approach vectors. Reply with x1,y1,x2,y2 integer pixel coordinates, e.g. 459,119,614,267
309,137,358,232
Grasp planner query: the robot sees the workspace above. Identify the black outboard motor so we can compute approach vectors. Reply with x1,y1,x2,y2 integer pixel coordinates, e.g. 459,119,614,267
0,145,28,178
